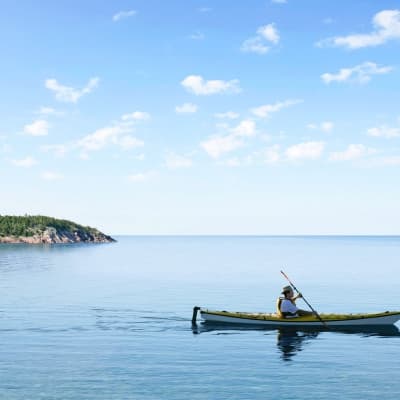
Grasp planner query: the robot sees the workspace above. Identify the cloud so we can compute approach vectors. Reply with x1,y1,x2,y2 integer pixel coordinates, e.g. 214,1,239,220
285,141,324,160
367,125,400,138
121,111,150,121
41,144,68,157
231,120,256,137
24,119,49,136
264,145,281,164
318,9,400,49
41,171,63,181
201,119,257,158
214,111,239,119
77,111,148,153
307,121,334,132
175,103,198,114
112,10,137,22
379,156,400,165
329,144,376,161
12,156,37,167
181,75,241,95
37,107,64,116
241,23,280,54
45,77,99,103
251,99,302,118
201,135,244,159
271,0,287,3
321,62,393,84
165,152,193,169
128,171,154,182
190,32,205,40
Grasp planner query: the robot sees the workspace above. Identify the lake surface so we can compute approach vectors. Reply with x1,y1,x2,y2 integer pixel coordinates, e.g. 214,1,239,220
1,236,399,399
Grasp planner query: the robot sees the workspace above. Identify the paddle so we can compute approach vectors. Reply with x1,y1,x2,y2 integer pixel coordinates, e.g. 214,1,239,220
280,270,328,328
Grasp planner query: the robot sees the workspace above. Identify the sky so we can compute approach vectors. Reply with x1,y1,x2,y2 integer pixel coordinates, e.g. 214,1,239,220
1,0,400,235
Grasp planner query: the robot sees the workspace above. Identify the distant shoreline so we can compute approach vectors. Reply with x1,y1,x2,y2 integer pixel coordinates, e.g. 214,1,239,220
0,215,116,244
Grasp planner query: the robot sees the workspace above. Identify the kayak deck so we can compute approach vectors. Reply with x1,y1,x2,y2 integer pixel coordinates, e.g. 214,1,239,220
198,308,400,326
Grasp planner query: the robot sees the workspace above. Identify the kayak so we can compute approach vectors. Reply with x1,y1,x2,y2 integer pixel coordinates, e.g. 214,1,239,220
194,307,400,327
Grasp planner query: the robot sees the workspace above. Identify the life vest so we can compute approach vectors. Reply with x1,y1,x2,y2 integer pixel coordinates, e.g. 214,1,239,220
276,296,297,318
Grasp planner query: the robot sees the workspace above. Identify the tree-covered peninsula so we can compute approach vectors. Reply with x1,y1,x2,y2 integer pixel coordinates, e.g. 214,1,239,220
0,215,115,244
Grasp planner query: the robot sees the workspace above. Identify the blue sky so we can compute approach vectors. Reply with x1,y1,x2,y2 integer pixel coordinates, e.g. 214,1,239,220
1,0,400,235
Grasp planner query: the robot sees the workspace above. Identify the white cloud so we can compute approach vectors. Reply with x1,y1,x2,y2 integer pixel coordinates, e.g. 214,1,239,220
367,125,400,138
198,7,212,13
41,144,68,157
321,62,393,84
190,31,205,40
41,171,63,181
379,156,400,165
329,144,376,161
286,141,324,160
112,10,137,22
241,23,280,54
264,145,281,164
271,0,287,3
165,152,193,169
175,103,198,113
45,77,99,103
318,9,400,49
12,156,37,167
251,99,302,118
201,119,257,159
24,119,49,136
258,24,280,44
181,75,241,95
201,135,244,159
307,121,334,132
37,107,64,116
214,111,239,119
121,111,150,121
128,172,154,182
231,120,256,137
77,111,148,153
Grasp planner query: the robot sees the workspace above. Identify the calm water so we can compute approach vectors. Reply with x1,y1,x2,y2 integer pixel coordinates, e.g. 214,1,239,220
0,236,399,399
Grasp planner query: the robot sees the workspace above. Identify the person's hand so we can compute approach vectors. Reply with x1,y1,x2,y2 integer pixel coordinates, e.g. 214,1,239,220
297,292,303,298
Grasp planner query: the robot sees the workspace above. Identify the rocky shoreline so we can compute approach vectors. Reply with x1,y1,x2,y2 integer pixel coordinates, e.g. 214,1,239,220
0,216,116,244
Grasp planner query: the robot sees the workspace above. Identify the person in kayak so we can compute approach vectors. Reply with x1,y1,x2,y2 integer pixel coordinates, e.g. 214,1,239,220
277,285,314,318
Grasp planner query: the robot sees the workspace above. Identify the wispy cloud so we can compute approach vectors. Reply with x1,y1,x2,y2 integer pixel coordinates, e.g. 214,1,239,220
214,111,239,119
285,141,325,160
264,145,281,164
175,103,198,114
128,171,155,182
165,152,193,169
201,119,256,158
241,23,280,54
112,10,137,22
318,9,400,49
307,121,334,132
189,31,205,40
77,111,148,155
321,62,393,84
41,144,68,157
37,107,64,116
41,171,63,181
45,77,99,103
271,0,287,3
24,119,49,136
12,156,37,167
251,99,302,118
329,144,376,161
181,75,241,95
367,125,400,138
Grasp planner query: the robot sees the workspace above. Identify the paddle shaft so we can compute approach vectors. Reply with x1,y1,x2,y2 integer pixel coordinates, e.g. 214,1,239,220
280,270,328,327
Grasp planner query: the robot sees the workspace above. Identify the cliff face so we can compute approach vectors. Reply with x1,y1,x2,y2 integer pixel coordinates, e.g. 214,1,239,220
0,215,116,244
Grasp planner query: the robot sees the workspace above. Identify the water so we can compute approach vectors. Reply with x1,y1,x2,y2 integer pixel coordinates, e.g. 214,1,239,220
0,236,399,399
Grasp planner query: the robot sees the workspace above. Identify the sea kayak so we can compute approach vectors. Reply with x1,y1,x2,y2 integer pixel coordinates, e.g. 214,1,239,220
194,307,400,327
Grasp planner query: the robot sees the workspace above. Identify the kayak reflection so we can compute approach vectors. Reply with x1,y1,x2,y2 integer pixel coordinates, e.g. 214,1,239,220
192,323,400,361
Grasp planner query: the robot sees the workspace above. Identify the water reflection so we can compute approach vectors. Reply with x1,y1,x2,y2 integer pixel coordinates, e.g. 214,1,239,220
192,323,400,361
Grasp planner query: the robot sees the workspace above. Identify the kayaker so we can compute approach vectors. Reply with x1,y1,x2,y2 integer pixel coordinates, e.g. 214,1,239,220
277,285,314,318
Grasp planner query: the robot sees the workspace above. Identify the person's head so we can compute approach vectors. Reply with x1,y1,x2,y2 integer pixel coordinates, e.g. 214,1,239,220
282,285,293,298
